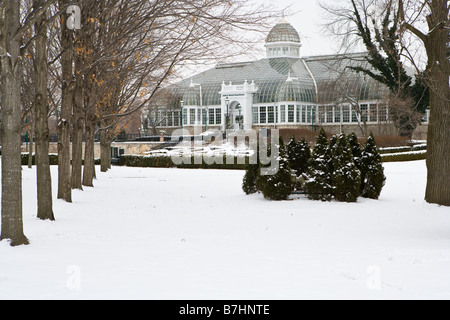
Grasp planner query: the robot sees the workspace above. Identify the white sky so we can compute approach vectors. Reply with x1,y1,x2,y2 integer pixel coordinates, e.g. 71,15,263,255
256,0,346,58
178,0,348,79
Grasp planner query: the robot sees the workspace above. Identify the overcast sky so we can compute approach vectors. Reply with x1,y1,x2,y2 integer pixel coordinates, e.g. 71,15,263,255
177,0,425,81
178,0,364,78
257,0,343,58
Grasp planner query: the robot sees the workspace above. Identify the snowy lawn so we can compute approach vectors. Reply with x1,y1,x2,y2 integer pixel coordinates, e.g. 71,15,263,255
0,160,449,300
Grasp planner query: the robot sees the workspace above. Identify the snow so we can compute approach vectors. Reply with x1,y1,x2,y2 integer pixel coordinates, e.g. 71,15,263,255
145,141,254,158
381,150,427,157
0,161,449,300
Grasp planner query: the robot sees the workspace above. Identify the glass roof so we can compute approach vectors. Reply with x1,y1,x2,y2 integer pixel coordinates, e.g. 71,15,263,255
276,78,310,102
182,86,200,106
166,53,388,107
304,53,389,103
170,58,316,105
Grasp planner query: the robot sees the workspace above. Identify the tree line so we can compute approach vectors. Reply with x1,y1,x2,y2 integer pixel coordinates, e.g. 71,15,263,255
0,0,279,246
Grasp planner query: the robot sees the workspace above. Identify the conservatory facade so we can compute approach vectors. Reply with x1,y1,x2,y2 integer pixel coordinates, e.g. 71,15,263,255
143,18,393,135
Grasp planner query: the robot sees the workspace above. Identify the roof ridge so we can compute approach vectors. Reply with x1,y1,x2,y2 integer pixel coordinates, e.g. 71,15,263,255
303,52,368,61
215,61,255,69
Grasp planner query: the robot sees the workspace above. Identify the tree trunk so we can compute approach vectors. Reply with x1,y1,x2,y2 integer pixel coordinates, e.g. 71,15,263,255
71,63,84,190
100,129,112,173
0,1,29,246
58,1,74,203
424,1,450,206
28,125,34,168
34,0,55,221
83,116,96,187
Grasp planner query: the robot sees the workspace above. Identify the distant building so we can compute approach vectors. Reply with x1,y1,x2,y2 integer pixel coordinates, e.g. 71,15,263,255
142,18,396,136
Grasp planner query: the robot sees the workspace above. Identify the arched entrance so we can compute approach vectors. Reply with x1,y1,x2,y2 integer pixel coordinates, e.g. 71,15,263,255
228,101,243,130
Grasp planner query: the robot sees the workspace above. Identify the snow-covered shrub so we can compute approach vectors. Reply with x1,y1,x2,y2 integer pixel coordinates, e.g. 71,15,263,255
360,133,386,199
259,138,295,201
304,128,334,201
287,137,311,177
332,134,361,203
348,133,362,170
242,163,260,195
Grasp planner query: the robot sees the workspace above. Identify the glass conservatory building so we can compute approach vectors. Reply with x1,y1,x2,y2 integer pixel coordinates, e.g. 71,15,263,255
143,18,392,135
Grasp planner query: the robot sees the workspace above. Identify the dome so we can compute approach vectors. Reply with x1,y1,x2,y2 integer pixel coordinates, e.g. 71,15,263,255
182,86,200,106
276,77,305,102
266,21,301,44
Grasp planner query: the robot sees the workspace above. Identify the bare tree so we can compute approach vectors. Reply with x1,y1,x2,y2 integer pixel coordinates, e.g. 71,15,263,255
0,0,57,246
320,0,428,136
398,0,450,206
57,0,74,203
72,0,278,173
387,92,422,136
317,64,370,136
34,0,55,220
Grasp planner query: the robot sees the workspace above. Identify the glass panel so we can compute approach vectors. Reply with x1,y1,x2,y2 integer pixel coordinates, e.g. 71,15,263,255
200,110,205,125
252,107,259,124
268,106,275,124
288,105,295,123
378,104,388,122
190,109,195,125
343,106,350,123
302,105,307,123
173,111,179,127
275,106,278,123
216,108,222,125
260,106,267,124
318,106,326,123
351,106,358,123
209,109,215,125
167,112,173,127
369,104,378,122
334,106,341,123
327,106,333,123
360,104,368,122
305,106,310,123
280,105,286,123
296,105,301,123
161,112,167,127
182,109,187,125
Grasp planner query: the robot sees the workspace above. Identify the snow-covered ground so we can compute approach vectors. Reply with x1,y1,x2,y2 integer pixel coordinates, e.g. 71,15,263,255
0,161,449,300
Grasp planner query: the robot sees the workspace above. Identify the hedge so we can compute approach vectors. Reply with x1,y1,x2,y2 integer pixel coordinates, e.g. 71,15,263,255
22,154,59,166
120,151,427,168
119,154,248,170
18,151,424,168
21,154,101,166
381,151,427,162
379,145,427,154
